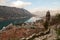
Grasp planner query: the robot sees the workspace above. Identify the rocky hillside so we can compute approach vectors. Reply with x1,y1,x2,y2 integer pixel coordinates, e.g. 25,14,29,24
0,6,33,20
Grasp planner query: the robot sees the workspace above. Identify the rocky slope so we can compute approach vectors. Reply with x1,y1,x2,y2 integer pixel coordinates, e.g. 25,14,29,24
0,6,33,20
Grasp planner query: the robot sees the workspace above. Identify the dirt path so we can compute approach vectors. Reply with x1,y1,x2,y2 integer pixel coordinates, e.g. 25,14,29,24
34,26,57,40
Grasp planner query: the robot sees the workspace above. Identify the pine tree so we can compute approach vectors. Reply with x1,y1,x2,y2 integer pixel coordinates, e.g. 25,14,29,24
44,11,50,29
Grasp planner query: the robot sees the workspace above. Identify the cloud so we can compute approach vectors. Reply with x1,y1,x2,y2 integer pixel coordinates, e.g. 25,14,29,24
29,7,50,12
0,0,32,8
0,0,7,5
28,7,60,17
29,7,60,12
9,0,32,8
0,0,6,3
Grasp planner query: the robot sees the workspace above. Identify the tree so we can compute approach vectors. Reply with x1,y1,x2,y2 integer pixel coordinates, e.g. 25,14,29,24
44,11,51,29
50,14,60,25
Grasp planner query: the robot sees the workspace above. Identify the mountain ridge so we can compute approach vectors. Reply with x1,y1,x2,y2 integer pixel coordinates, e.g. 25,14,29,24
0,6,33,20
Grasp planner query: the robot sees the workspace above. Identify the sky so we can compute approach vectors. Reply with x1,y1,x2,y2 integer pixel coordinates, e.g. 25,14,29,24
0,0,60,12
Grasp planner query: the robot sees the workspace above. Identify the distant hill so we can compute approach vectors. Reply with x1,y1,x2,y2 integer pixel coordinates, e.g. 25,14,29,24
31,10,60,17
0,6,33,20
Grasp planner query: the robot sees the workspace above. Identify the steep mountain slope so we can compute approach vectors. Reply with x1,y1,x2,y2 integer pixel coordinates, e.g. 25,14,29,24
0,6,33,29
0,6,33,20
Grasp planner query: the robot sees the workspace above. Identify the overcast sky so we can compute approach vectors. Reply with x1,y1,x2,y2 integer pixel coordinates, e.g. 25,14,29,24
0,0,60,12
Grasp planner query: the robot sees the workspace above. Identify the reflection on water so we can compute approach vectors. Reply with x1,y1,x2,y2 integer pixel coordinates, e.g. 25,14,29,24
0,17,41,30
25,17,41,23
0,17,30,30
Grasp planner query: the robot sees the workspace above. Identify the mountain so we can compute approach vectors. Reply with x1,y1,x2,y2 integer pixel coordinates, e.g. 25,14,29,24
0,6,33,20
31,10,60,17
0,6,33,29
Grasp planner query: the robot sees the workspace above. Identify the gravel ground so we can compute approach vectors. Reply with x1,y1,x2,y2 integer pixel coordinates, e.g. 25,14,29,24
34,26,57,40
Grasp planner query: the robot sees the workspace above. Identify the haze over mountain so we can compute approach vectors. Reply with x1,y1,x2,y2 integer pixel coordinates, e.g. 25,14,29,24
30,10,60,17
0,6,33,20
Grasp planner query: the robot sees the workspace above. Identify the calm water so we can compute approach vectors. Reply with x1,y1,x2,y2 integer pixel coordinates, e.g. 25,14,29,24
0,17,30,30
